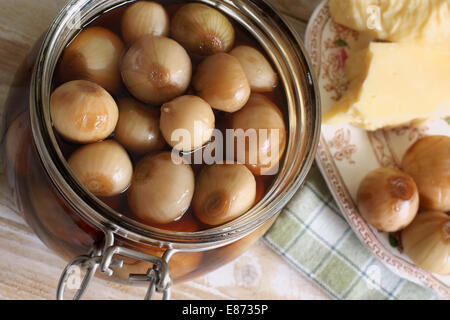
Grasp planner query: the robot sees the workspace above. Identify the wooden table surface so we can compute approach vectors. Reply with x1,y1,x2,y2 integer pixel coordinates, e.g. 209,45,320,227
0,0,328,300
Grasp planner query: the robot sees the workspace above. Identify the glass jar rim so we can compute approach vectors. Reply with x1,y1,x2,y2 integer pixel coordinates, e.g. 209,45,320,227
30,0,321,250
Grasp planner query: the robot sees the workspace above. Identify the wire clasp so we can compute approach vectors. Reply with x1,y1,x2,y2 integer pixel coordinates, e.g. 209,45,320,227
57,231,174,300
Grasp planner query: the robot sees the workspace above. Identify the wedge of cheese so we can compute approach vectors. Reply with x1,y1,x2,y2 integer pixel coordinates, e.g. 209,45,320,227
329,0,450,49
324,42,450,130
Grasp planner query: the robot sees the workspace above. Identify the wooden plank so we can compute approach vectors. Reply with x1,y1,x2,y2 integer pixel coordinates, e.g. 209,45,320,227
0,0,328,300
0,202,327,300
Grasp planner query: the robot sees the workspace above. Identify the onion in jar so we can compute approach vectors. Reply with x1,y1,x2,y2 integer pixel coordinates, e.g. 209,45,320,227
171,3,234,56
128,152,195,224
121,1,169,45
121,36,192,105
160,95,215,152
58,27,125,94
193,163,256,226
115,98,166,154
230,45,278,92
228,93,286,175
68,140,133,197
50,80,118,144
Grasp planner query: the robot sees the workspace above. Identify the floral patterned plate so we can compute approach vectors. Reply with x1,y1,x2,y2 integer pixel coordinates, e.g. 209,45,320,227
305,0,450,298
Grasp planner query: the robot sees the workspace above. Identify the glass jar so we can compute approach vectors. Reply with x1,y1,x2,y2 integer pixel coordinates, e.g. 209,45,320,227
2,0,320,299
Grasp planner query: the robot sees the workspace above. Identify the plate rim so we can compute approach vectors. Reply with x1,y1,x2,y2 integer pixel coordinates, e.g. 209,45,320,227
306,0,450,299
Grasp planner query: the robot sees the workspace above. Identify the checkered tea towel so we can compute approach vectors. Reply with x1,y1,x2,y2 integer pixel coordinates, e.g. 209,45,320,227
263,164,438,300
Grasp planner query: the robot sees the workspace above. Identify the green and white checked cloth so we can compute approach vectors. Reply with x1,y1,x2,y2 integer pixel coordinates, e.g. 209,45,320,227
263,164,438,300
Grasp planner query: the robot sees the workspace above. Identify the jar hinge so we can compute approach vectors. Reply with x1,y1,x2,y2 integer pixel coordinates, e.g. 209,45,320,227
56,231,174,300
